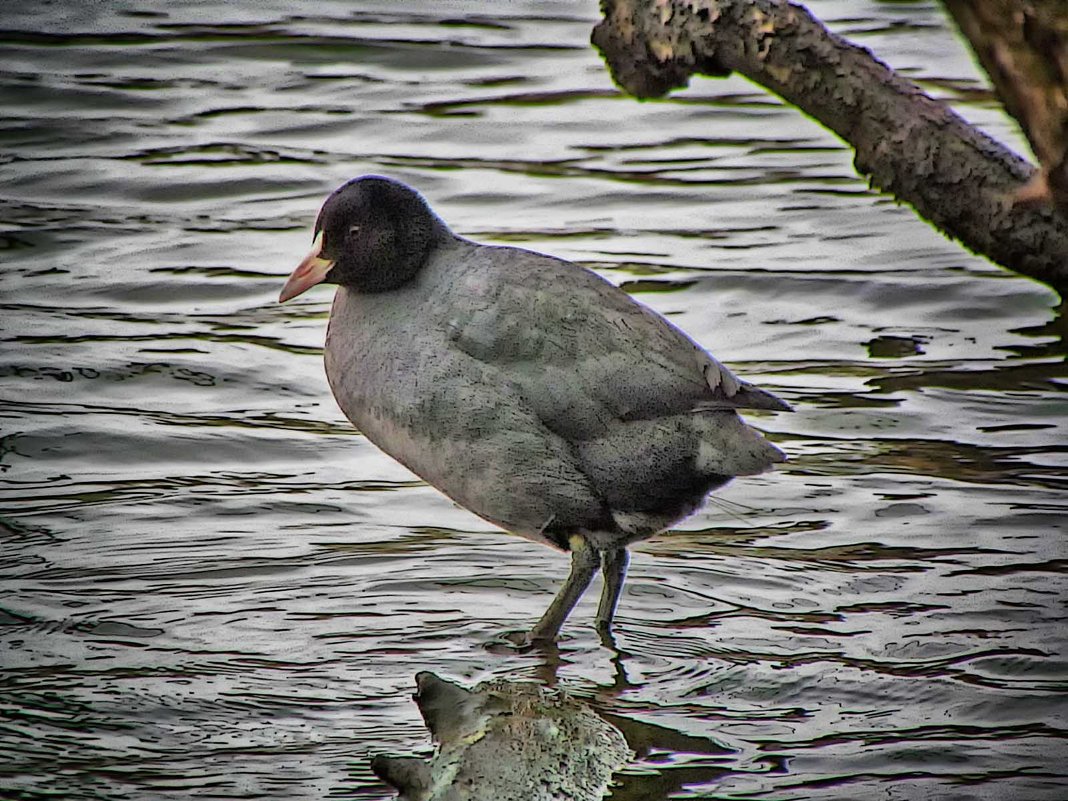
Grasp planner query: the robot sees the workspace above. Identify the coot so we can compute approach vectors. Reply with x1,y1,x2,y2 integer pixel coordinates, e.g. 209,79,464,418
279,176,790,644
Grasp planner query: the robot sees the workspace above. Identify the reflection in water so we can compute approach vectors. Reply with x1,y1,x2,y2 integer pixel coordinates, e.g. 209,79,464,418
1,1,1066,800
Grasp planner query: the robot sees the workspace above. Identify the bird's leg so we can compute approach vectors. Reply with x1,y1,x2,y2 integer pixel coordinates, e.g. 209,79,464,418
595,547,629,640
527,534,599,643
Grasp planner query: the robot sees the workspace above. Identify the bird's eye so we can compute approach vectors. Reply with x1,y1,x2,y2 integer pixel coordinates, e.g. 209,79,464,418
349,225,361,236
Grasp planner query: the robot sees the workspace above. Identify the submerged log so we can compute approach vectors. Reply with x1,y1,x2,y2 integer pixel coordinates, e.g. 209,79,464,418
372,672,631,801
591,0,1068,293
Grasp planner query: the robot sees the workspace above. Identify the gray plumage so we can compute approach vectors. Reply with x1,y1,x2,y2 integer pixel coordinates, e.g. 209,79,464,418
326,234,786,546
281,175,791,643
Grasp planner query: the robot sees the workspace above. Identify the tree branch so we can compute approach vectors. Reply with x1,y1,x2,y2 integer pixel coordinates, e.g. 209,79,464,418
591,0,1068,293
942,0,1068,213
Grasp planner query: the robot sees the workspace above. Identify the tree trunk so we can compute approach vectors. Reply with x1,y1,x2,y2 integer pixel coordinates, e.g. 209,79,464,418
942,0,1068,213
591,0,1068,294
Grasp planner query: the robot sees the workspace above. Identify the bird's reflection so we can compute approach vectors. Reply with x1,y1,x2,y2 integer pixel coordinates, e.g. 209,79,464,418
485,621,639,689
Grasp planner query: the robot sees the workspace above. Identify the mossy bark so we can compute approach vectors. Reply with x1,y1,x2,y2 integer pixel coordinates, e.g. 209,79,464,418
942,0,1068,213
592,0,1068,293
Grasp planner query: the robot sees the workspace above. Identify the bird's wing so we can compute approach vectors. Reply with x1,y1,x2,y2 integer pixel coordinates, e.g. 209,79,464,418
443,245,789,441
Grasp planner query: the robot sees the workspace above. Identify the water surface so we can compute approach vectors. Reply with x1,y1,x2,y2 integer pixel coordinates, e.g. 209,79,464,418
2,1,1066,799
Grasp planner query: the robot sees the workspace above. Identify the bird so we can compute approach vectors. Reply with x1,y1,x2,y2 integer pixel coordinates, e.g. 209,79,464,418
279,175,791,645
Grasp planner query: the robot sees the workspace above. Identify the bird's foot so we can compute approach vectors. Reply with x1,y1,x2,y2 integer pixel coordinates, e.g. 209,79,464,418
502,629,534,650
486,628,559,653
595,619,619,651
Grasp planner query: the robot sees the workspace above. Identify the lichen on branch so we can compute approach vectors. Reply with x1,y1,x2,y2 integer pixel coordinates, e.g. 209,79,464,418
592,0,1068,293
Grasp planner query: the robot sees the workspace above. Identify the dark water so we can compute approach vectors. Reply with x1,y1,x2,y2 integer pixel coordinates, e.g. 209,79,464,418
2,1,1066,799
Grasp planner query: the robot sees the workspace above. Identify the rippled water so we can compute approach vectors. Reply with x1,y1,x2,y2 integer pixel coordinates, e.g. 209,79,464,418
2,1,1066,799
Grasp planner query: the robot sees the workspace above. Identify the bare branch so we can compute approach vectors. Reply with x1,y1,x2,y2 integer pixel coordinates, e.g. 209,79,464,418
592,0,1068,292
942,0,1068,212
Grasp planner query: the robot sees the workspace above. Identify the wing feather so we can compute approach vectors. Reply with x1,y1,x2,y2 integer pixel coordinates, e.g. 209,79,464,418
445,245,791,441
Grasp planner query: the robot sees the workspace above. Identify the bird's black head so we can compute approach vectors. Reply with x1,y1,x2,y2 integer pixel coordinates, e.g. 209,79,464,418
279,176,450,301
